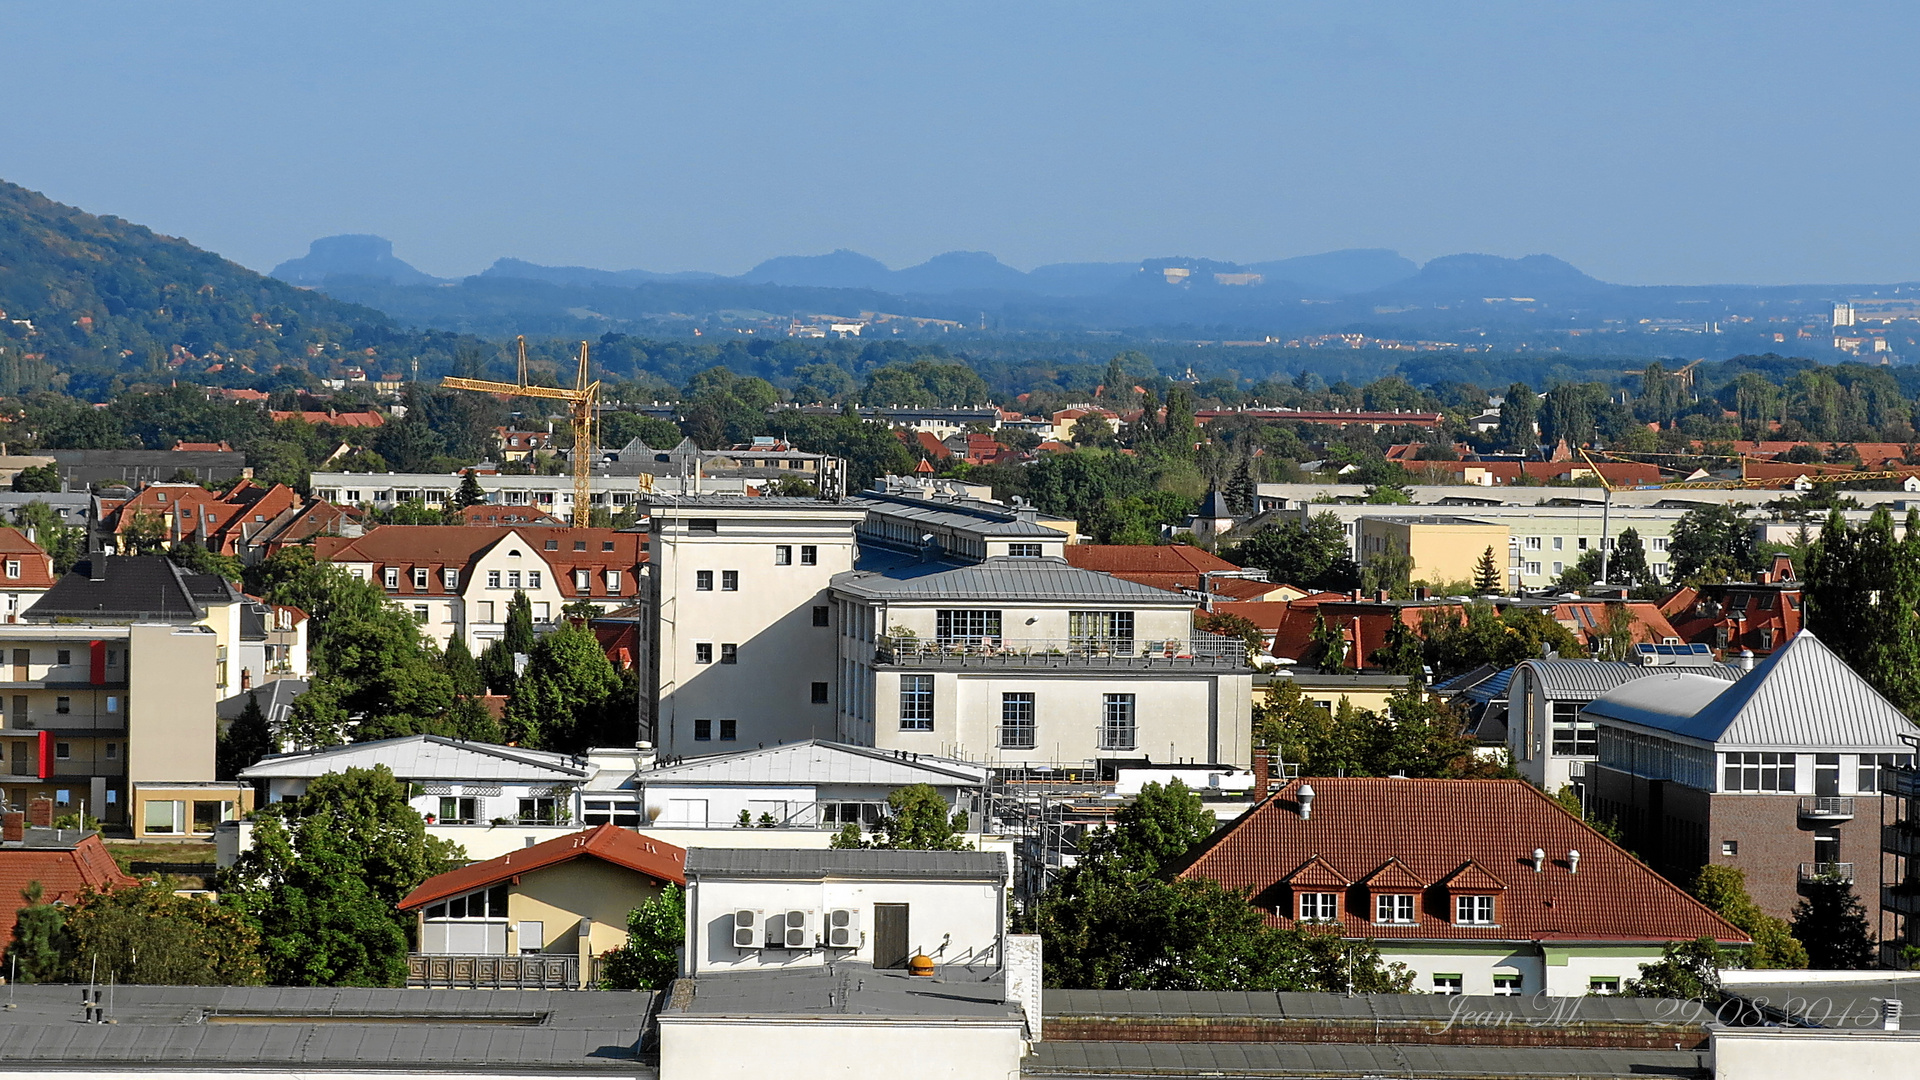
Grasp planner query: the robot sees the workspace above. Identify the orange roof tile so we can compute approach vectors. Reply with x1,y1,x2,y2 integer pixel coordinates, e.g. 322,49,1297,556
1179,778,1748,944
0,833,140,945
398,823,685,910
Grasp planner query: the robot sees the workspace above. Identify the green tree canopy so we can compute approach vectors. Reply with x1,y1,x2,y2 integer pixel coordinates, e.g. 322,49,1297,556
503,621,623,751
1225,512,1361,593
216,690,276,780
1791,876,1877,969
1691,865,1806,969
63,881,265,985
1805,506,1920,716
597,885,684,990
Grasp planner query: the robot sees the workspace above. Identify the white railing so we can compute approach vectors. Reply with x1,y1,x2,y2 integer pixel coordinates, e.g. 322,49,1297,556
1799,861,1854,884
877,634,1247,666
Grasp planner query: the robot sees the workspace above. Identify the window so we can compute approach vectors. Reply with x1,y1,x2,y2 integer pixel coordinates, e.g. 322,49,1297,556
1551,701,1597,757
1009,543,1043,557
488,570,502,588
1071,610,1135,651
719,719,737,741
721,570,739,591
507,570,521,588
696,570,714,591
811,682,829,704
1000,692,1036,749
800,545,817,565
694,718,712,741
813,606,830,627
1551,536,1563,551
1653,537,1668,552
1815,752,1841,796
192,800,235,833
1589,977,1621,996
936,609,1002,644
144,799,184,834
1373,893,1414,924
775,545,792,565
56,649,70,666
690,518,719,535
1577,536,1590,550
602,541,615,551
533,602,551,621
527,571,542,590
3,561,17,580
606,570,622,594
1297,892,1339,922
582,799,641,827
1525,536,1542,550
106,650,118,666
720,643,738,664
1722,840,1738,857
413,567,429,589
477,600,496,622
1494,973,1522,996
695,643,713,664
443,569,460,590
1100,693,1137,750
544,539,558,550
1453,894,1496,925
412,605,429,624
1724,752,1796,793
1861,753,1916,792
105,742,117,759
1525,561,1542,577
54,742,70,760
384,568,399,589
55,696,69,715
437,797,479,823
900,674,934,730
574,569,590,591
1552,560,1565,575
574,540,587,551
517,796,563,823
1432,974,1463,995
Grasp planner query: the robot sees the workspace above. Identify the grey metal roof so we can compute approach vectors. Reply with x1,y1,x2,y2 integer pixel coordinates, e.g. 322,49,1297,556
662,965,1020,1022
833,557,1184,603
1590,631,1920,749
684,848,1008,881
855,495,1065,539
1026,1041,1710,1078
1519,658,1743,700
642,495,861,511
217,678,309,722
1043,989,1704,1024
240,734,587,783
639,740,988,787
1725,976,1920,1030
28,554,211,622
0,985,654,1072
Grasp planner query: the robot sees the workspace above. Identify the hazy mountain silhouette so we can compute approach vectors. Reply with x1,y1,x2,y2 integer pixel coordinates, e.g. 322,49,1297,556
1371,253,1605,301
740,249,895,290
478,257,720,287
1250,249,1419,295
271,234,447,286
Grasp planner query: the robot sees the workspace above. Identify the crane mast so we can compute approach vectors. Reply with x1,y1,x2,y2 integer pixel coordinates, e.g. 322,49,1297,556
442,336,601,529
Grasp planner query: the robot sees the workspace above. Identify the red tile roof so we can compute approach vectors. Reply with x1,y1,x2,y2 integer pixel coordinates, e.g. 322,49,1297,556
172,440,234,452
458,505,567,526
0,833,140,945
0,527,57,589
314,525,646,601
1179,778,1748,944
1064,544,1295,601
398,823,685,910
271,410,385,428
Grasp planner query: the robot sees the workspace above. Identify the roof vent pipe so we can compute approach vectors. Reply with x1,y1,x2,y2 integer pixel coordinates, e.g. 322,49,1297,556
1567,849,1580,875
1533,847,1546,872
1738,648,1756,672
1297,783,1315,821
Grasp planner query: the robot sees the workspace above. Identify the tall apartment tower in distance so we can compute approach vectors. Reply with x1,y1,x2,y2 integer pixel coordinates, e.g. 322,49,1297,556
643,497,868,756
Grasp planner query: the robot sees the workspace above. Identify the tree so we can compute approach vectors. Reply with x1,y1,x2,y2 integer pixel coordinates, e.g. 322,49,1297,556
445,695,505,744
1360,538,1414,598
829,784,971,850
5,881,74,982
444,634,483,696
1224,512,1360,593
1370,618,1425,679
1668,504,1758,584
1424,601,1585,678
223,765,464,987
1791,876,1877,969
1691,865,1806,969
217,691,276,780
1308,610,1347,672
1472,546,1502,594
597,885,684,990
10,463,60,492
1805,507,1920,717
1069,414,1117,448
503,621,623,750
1611,528,1651,585
1026,780,1412,992
478,591,536,694
63,882,264,985
452,468,487,509
15,499,84,573
1495,383,1537,454
1255,682,1495,779
1627,937,1723,1001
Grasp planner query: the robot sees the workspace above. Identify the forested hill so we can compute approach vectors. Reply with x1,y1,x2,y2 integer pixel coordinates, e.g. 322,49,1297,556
0,179,422,397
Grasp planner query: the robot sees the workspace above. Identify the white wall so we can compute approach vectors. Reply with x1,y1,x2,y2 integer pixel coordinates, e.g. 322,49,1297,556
686,874,1006,975
659,1019,1024,1080
1378,945,1661,998
1713,1029,1920,1080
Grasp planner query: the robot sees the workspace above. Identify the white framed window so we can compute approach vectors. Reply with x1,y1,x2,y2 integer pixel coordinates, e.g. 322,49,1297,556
1433,974,1464,995
721,570,738,591
412,605,429,623
1373,893,1414,924
1493,972,1522,996
900,675,934,730
488,570,502,588
800,545,817,565
606,570,622,594
1524,536,1542,550
1722,840,1738,856
1589,976,1621,996
575,570,590,591
1724,751,1796,793
443,569,460,590
1551,536,1563,551
477,600,496,623
412,567,428,589
1009,543,1043,557
3,560,17,579
775,545,792,565
1525,561,1542,576
1000,692,1036,749
527,571,542,589
696,570,714,591
1100,693,1137,750
507,570,521,588
383,568,399,589
1297,892,1339,922
695,642,713,665
1653,537,1668,552
1453,894,1496,925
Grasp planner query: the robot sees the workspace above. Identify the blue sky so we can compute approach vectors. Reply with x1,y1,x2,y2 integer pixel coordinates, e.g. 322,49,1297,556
3,2,1915,284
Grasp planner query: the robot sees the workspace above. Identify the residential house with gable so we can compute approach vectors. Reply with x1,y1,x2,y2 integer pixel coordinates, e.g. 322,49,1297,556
0,526,57,622
0,816,139,947
1584,631,1920,920
313,525,646,653
1177,777,1749,996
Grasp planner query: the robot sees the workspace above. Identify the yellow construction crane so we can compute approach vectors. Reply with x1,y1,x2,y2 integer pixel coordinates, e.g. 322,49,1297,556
442,336,600,528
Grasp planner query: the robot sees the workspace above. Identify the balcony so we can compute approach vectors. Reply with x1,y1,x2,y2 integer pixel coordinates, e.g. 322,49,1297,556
875,634,1248,671
1799,861,1854,884
406,953,580,989
1799,796,1856,822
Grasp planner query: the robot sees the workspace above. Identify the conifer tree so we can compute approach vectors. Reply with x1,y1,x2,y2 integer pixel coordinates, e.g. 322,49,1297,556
453,468,486,509
216,691,276,780
1791,877,1877,969
1472,546,1502,594
444,635,483,696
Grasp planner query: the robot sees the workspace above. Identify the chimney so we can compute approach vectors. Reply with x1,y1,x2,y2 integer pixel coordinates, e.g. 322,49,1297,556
1296,783,1315,820
1375,589,1388,603
27,797,54,827
1252,747,1272,796
89,555,108,582
2,810,22,842
1738,648,1756,671
1414,586,1430,601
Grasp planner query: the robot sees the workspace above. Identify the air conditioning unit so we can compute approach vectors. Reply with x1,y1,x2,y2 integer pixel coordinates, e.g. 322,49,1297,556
780,908,815,949
731,909,765,949
825,907,860,948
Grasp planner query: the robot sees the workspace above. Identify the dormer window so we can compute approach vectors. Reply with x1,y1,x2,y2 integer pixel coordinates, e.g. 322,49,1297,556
1297,892,1340,922
1453,895,1496,926
1373,894,1415,924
